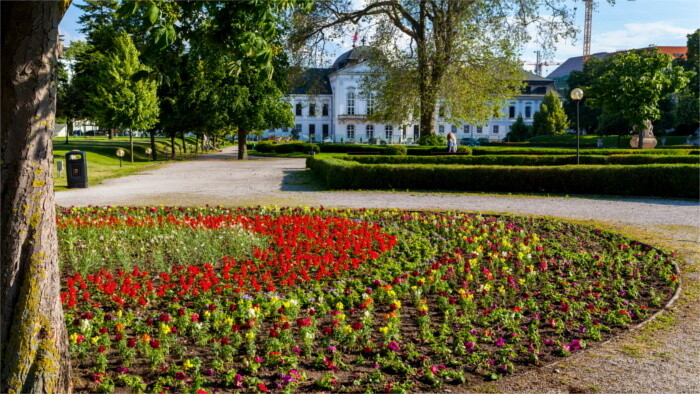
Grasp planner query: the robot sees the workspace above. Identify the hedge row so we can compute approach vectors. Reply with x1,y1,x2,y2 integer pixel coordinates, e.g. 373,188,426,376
343,154,700,166
470,147,699,156
307,157,699,198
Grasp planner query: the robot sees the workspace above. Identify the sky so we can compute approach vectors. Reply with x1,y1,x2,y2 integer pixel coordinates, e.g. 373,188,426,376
59,0,699,76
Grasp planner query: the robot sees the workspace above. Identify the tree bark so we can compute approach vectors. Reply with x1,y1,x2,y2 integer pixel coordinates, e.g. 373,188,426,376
149,129,157,161
238,129,248,160
65,119,73,145
1,1,72,393
169,131,176,158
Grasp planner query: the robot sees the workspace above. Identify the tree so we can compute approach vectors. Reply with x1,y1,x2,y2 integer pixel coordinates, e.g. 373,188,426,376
57,41,91,143
292,0,580,136
95,32,158,161
532,91,569,136
564,57,606,134
508,114,531,142
588,49,692,148
1,1,73,392
673,29,699,134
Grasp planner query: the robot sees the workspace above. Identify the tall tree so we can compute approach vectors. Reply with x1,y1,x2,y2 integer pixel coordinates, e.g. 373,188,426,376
507,114,531,142
673,29,699,134
291,0,581,136
532,91,569,136
57,40,91,143
1,1,73,392
588,49,692,148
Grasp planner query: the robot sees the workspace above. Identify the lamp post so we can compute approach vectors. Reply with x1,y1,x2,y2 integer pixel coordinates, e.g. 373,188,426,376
570,88,584,164
116,148,125,167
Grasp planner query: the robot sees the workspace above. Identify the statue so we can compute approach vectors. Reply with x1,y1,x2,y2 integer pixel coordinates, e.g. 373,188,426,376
629,120,657,149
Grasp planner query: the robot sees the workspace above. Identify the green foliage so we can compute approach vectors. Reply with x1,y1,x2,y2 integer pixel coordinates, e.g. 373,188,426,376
507,115,531,142
385,145,407,156
307,157,699,198
588,49,693,134
418,134,447,146
532,92,569,136
342,154,698,166
76,31,159,131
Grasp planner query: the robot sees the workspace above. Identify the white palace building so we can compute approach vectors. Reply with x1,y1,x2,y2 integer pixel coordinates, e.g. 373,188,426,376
265,46,558,144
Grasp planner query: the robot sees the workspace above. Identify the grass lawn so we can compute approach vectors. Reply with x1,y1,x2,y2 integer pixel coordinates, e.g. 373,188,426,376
52,137,230,191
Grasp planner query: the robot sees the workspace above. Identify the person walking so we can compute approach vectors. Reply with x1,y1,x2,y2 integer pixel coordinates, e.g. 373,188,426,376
447,131,457,153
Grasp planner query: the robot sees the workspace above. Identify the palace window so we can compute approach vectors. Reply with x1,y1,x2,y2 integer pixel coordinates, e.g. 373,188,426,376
493,125,500,134
476,126,483,134
347,92,355,115
367,94,375,115
525,106,532,118
463,125,470,134
509,106,516,118
322,103,329,116
309,104,316,117
347,124,355,140
366,125,374,139
295,103,303,116
385,125,393,140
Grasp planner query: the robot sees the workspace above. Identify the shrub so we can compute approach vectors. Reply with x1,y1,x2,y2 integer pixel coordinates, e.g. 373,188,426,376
385,145,407,155
307,157,698,198
254,141,276,153
307,143,320,154
418,134,446,146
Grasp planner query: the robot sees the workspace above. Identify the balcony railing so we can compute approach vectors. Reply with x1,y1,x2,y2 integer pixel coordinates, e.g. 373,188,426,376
337,114,367,122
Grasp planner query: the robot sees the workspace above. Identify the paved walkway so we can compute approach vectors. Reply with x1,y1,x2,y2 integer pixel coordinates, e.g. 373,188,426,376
56,146,700,393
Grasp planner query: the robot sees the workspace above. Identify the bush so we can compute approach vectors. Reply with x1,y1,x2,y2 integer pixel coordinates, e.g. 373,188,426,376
307,157,698,198
254,141,276,153
418,134,447,146
307,143,320,154
385,145,407,155
341,154,697,166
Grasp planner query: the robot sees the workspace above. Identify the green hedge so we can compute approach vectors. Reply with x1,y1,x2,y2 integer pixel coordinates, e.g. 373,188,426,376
307,157,699,198
342,154,699,166
471,147,698,156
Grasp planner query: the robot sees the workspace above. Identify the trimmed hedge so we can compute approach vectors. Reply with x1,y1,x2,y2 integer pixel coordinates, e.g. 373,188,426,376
342,154,700,166
471,147,698,156
307,157,699,198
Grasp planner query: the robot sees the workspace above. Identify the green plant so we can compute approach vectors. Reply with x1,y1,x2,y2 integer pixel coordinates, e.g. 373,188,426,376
418,134,446,146
385,145,407,155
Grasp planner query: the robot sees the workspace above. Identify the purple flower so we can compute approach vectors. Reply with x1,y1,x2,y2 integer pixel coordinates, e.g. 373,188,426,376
116,367,129,374
495,338,505,347
387,341,400,351
175,372,187,381
254,356,264,363
292,346,301,356
465,341,475,351
203,368,215,376
328,346,337,353
570,339,582,350
487,359,495,365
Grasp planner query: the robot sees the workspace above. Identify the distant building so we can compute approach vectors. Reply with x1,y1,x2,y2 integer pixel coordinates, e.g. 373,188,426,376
265,46,558,143
548,46,688,93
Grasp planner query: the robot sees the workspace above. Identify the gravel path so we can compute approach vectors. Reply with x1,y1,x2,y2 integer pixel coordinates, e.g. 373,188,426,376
56,146,700,393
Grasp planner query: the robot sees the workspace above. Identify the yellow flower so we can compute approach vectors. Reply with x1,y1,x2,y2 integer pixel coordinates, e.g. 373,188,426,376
245,332,256,340
70,333,79,344
342,325,353,334
116,310,123,318
225,318,234,326
378,326,389,334
91,336,100,345
183,359,195,370
335,302,344,310
160,324,171,335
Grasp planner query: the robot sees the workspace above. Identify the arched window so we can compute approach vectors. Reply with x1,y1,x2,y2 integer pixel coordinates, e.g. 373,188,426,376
347,91,355,115
347,124,355,140
385,125,393,140
295,102,303,116
366,125,374,139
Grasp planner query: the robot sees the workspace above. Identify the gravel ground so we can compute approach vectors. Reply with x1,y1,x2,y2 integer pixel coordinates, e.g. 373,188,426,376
56,146,700,393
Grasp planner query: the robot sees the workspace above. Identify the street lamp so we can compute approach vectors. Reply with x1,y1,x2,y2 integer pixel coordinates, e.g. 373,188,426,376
570,88,584,164
116,148,125,167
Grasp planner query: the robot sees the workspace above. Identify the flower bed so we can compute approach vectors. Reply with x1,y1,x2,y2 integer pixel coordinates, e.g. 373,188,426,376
58,206,678,392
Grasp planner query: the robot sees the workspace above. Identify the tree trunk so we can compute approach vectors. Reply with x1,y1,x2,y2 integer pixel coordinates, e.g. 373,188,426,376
129,132,134,162
65,119,73,145
149,129,157,161
1,1,72,392
169,131,176,158
238,129,248,160
181,132,187,154
109,127,116,139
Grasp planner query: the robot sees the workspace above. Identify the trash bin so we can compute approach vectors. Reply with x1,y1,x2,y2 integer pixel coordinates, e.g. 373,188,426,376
65,150,88,188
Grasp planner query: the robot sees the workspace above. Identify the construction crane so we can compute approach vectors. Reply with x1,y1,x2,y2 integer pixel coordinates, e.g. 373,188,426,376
582,0,635,63
526,51,562,76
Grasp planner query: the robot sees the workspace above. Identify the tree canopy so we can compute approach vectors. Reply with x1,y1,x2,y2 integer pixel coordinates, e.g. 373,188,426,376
291,0,582,136
587,49,692,137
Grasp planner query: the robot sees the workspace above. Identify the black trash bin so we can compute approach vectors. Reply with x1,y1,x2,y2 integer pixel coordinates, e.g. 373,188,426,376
65,150,88,188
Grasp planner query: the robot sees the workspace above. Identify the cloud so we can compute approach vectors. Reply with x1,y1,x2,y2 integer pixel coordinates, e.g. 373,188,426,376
59,27,85,45
592,22,693,53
